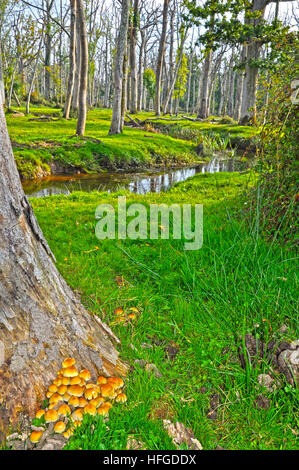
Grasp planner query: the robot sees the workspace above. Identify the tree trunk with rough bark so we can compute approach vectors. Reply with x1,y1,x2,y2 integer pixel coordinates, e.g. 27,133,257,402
0,84,127,439
76,0,88,136
129,0,139,114
240,0,268,123
197,48,212,118
72,16,81,111
234,45,246,122
137,29,145,112
44,0,54,101
109,0,130,135
64,0,77,119
0,44,4,105
155,0,169,116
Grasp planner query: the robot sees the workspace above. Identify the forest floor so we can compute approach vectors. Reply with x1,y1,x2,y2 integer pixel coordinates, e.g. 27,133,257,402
28,171,298,450
6,106,256,179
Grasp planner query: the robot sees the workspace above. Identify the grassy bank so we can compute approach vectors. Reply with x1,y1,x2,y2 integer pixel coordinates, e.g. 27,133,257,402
7,107,256,179
30,171,298,450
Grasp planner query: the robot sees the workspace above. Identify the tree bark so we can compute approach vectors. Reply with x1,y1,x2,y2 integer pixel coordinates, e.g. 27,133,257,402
240,0,268,123
64,0,77,119
0,90,126,438
26,33,44,115
129,0,139,114
109,0,130,135
44,0,54,101
137,29,145,111
197,48,212,118
72,16,81,111
0,44,4,105
76,0,88,136
155,0,169,116
234,45,246,122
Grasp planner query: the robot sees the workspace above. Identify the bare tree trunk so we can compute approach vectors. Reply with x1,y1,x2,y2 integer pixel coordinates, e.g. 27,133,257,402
240,0,268,123
13,91,21,107
44,0,54,101
64,0,77,119
137,29,145,112
76,0,88,136
121,42,129,131
109,0,130,135
155,0,169,116
104,26,111,109
227,47,236,117
72,17,81,111
163,27,188,115
129,0,139,114
26,34,44,115
165,6,175,115
186,49,194,114
7,68,16,109
197,49,212,118
234,45,246,122
0,88,127,438
0,44,4,105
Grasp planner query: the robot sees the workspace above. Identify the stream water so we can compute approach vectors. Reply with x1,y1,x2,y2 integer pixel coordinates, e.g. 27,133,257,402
22,157,253,198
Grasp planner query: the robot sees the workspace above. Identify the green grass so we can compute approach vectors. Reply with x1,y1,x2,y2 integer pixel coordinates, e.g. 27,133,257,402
7,107,256,179
30,171,298,450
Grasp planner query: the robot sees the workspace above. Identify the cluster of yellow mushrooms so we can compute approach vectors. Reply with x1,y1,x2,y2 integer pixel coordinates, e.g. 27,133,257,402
29,358,126,444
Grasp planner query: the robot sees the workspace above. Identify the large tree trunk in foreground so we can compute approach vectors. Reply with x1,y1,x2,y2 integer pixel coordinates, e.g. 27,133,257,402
0,100,127,437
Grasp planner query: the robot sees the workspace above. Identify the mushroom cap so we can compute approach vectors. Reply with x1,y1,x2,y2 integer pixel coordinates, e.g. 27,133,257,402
96,376,107,385
68,396,80,407
79,369,91,381
70,376,81,385
49,393,63,405
48,384,58,393
84,388,98,400
83,403,97,416
72,408,84,422
63,366,78,378
79,397,88,408
116,393,127,403
61,377,70,386
68,385,84,397
57,384,68,395
35,409,45,419
90,397,103,408
48,403,58,410
97,402,112,416
45,409,58,423
63,429,73,439
85,383,99,390
58,404,71,417
101,384,117,398
63,392,71,402
114,307,124,316
54,421,66,434
107,377,124,389
30,431,43,443
53,378,62,387
127,313,137,320
62,358,76,368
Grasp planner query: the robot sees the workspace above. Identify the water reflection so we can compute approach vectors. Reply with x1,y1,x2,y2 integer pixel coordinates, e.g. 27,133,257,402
22,158,252,198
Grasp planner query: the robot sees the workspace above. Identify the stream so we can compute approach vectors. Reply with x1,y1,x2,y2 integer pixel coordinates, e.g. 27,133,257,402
22,157,253,198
